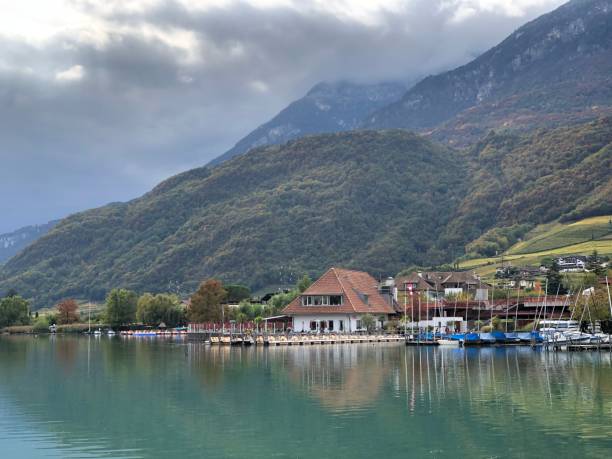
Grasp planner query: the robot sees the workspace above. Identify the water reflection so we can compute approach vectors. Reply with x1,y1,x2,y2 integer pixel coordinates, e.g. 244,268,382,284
0,337,611,458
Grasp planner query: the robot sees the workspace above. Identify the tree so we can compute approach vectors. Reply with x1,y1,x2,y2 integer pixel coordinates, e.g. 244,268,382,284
546,260,567,295
105,289,137,327
571,288,611,326
297,275,312,293
0,295,31,328
188,280,227,323
361,314,376,333
268,290,299,314
56,299,80,324
586,250,606,276
224,284,251,303
136,293,184,327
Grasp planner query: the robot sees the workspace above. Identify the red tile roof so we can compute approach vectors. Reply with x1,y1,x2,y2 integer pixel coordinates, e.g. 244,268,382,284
282,267,395,315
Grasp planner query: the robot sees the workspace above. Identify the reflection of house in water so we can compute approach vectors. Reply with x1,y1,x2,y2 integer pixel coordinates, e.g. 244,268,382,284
280,346,391,411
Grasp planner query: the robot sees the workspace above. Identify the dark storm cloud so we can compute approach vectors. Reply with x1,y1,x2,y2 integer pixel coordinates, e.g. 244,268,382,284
0,0,565,233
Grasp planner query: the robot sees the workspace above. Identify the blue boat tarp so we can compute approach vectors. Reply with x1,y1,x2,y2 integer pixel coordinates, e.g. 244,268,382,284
464,333,480,343
504,332,520,342
479,332,497,343
491,331,507,343
517,331,543,343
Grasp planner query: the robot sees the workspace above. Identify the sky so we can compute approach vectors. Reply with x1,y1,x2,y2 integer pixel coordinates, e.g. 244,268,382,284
0,0,566,233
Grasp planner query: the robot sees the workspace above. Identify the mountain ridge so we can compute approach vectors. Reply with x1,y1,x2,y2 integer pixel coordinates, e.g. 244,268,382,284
365,0,612,145
0,221,59,265
209,80,406,165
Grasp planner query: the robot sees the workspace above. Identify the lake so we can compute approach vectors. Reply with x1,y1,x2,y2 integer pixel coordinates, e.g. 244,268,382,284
1,336,611,458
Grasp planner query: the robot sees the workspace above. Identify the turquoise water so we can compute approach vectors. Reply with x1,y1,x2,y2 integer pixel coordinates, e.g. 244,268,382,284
1,336,611,458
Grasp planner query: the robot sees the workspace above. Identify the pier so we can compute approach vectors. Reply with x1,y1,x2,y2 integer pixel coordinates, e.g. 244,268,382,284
187,329,405,346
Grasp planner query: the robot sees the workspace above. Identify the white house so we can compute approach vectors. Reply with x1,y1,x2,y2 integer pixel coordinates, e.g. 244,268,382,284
283,267,395,333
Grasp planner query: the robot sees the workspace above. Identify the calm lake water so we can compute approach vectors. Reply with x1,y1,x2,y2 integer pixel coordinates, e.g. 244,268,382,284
1,336,611,458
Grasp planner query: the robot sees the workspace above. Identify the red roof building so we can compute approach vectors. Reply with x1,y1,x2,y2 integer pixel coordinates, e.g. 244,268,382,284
283,267,395,332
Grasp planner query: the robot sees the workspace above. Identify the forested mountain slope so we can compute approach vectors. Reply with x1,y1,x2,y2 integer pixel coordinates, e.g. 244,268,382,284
0,131,465,307
442,116,612,250
2,116,610,308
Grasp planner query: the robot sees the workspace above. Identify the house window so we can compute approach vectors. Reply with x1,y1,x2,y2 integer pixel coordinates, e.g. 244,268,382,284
356,320,363,330
330,295,342,305
301,295,342,306
328,320,334,331
310,321,317,331
339,320,344,331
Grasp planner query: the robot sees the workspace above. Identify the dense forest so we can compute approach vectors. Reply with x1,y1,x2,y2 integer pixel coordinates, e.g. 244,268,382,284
1,116,610,308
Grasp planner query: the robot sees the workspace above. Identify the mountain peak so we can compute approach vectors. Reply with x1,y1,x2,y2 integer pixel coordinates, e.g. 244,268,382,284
366,0,612,145
208,80,405,166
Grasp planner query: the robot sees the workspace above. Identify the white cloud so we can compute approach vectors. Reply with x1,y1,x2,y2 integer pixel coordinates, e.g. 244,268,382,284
55,64,85,81
249,80,269,93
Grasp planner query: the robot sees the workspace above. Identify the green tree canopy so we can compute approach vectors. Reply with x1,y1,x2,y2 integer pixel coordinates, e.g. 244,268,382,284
224,284,251,303
297,275,312,293
0,295,31,328
546,260,568,295
188,280,227,323
361,314,376,333
105,289,138,327
136,293,184,327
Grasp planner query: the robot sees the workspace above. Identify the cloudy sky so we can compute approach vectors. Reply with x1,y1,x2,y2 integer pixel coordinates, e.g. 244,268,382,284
0,0,566,233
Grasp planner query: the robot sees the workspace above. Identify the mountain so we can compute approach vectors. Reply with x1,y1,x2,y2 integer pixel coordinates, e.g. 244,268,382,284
0,221,58,265
2,0,611,308
0,131,466,307
2,116,610,308
366,0,612,146
440,116,612,251
209,81,406,165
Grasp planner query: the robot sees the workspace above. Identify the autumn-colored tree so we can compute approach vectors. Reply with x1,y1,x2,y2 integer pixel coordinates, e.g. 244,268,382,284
56,299,80,324
188,279,227,323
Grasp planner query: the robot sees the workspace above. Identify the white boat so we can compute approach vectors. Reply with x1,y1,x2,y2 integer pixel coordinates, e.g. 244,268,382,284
437,339,459,346
93,329,102,337
107,330,116,336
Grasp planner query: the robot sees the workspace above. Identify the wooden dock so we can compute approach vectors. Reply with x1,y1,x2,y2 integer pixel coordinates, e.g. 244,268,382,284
188,332,405,346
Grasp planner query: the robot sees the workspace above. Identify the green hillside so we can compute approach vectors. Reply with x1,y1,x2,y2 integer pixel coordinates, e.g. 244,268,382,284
459,216,612,278
508,215,612,255
1,116,610,308
0,131,467,307
440,117,612,252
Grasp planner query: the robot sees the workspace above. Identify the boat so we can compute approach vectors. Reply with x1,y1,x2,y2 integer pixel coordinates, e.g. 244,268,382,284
478,332,497,344
133,331,158,337
490,330,507,344
93,329,102,337
503,332,521,343
517,331,543,343
107,330,116,336
462,332,481,346
437,338,459,346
